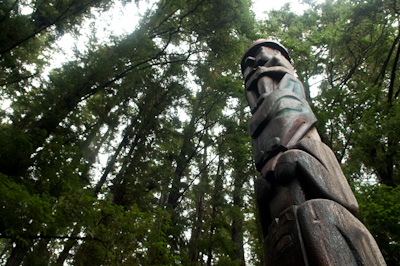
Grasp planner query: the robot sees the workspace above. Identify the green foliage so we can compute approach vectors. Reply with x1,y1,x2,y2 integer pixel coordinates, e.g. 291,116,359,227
0,0,260,264
355,184,400,265
73,202,175,266
0,174,54,238
0,125,34,176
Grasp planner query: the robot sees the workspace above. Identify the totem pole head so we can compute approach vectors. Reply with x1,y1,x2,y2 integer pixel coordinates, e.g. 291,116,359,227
241,39,292,80
241,39,296,113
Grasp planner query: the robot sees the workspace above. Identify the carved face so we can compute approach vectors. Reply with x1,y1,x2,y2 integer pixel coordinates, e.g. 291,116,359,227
241,39,293,81
244,46,295,113
249,46,292,70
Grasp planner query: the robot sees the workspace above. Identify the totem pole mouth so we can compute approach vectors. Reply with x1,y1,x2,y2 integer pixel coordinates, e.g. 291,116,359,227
243,62,294,83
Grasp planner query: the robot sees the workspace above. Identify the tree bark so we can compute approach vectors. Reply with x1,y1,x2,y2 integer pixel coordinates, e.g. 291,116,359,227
231,180,246,266
5,241,30,266
207,155,224,266
189,138,209,264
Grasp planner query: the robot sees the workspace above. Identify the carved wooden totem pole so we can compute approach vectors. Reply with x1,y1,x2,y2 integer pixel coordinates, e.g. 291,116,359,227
241,39,386,266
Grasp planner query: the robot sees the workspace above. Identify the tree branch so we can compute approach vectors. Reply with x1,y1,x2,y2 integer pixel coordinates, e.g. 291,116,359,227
388,32,400,104
1,0,99,55
374,26,400,87
0,234,102,242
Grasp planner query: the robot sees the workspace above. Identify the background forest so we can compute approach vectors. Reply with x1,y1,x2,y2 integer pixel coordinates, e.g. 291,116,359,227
0,0,399,265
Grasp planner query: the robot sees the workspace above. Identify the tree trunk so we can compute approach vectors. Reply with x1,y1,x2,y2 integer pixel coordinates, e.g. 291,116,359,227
54,227,82,266
231,180,246,266
230,106,247,266
189,138,209,264
93,120,136,194
5,241,30,266
207,155,224,266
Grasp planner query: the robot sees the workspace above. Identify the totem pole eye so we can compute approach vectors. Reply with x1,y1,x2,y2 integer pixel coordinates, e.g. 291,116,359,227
245,56,256,68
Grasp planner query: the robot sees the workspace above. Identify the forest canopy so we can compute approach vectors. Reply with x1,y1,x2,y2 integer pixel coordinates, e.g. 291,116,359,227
0,0,399,265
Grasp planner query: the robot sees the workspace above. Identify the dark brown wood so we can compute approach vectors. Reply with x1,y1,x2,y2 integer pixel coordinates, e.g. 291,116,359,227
241,39,386,266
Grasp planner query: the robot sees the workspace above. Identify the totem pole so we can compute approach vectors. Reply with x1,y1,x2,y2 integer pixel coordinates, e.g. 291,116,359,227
241,39,386,266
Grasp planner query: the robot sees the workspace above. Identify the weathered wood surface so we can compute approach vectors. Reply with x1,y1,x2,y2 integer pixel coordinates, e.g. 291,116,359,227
241,39,386,266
